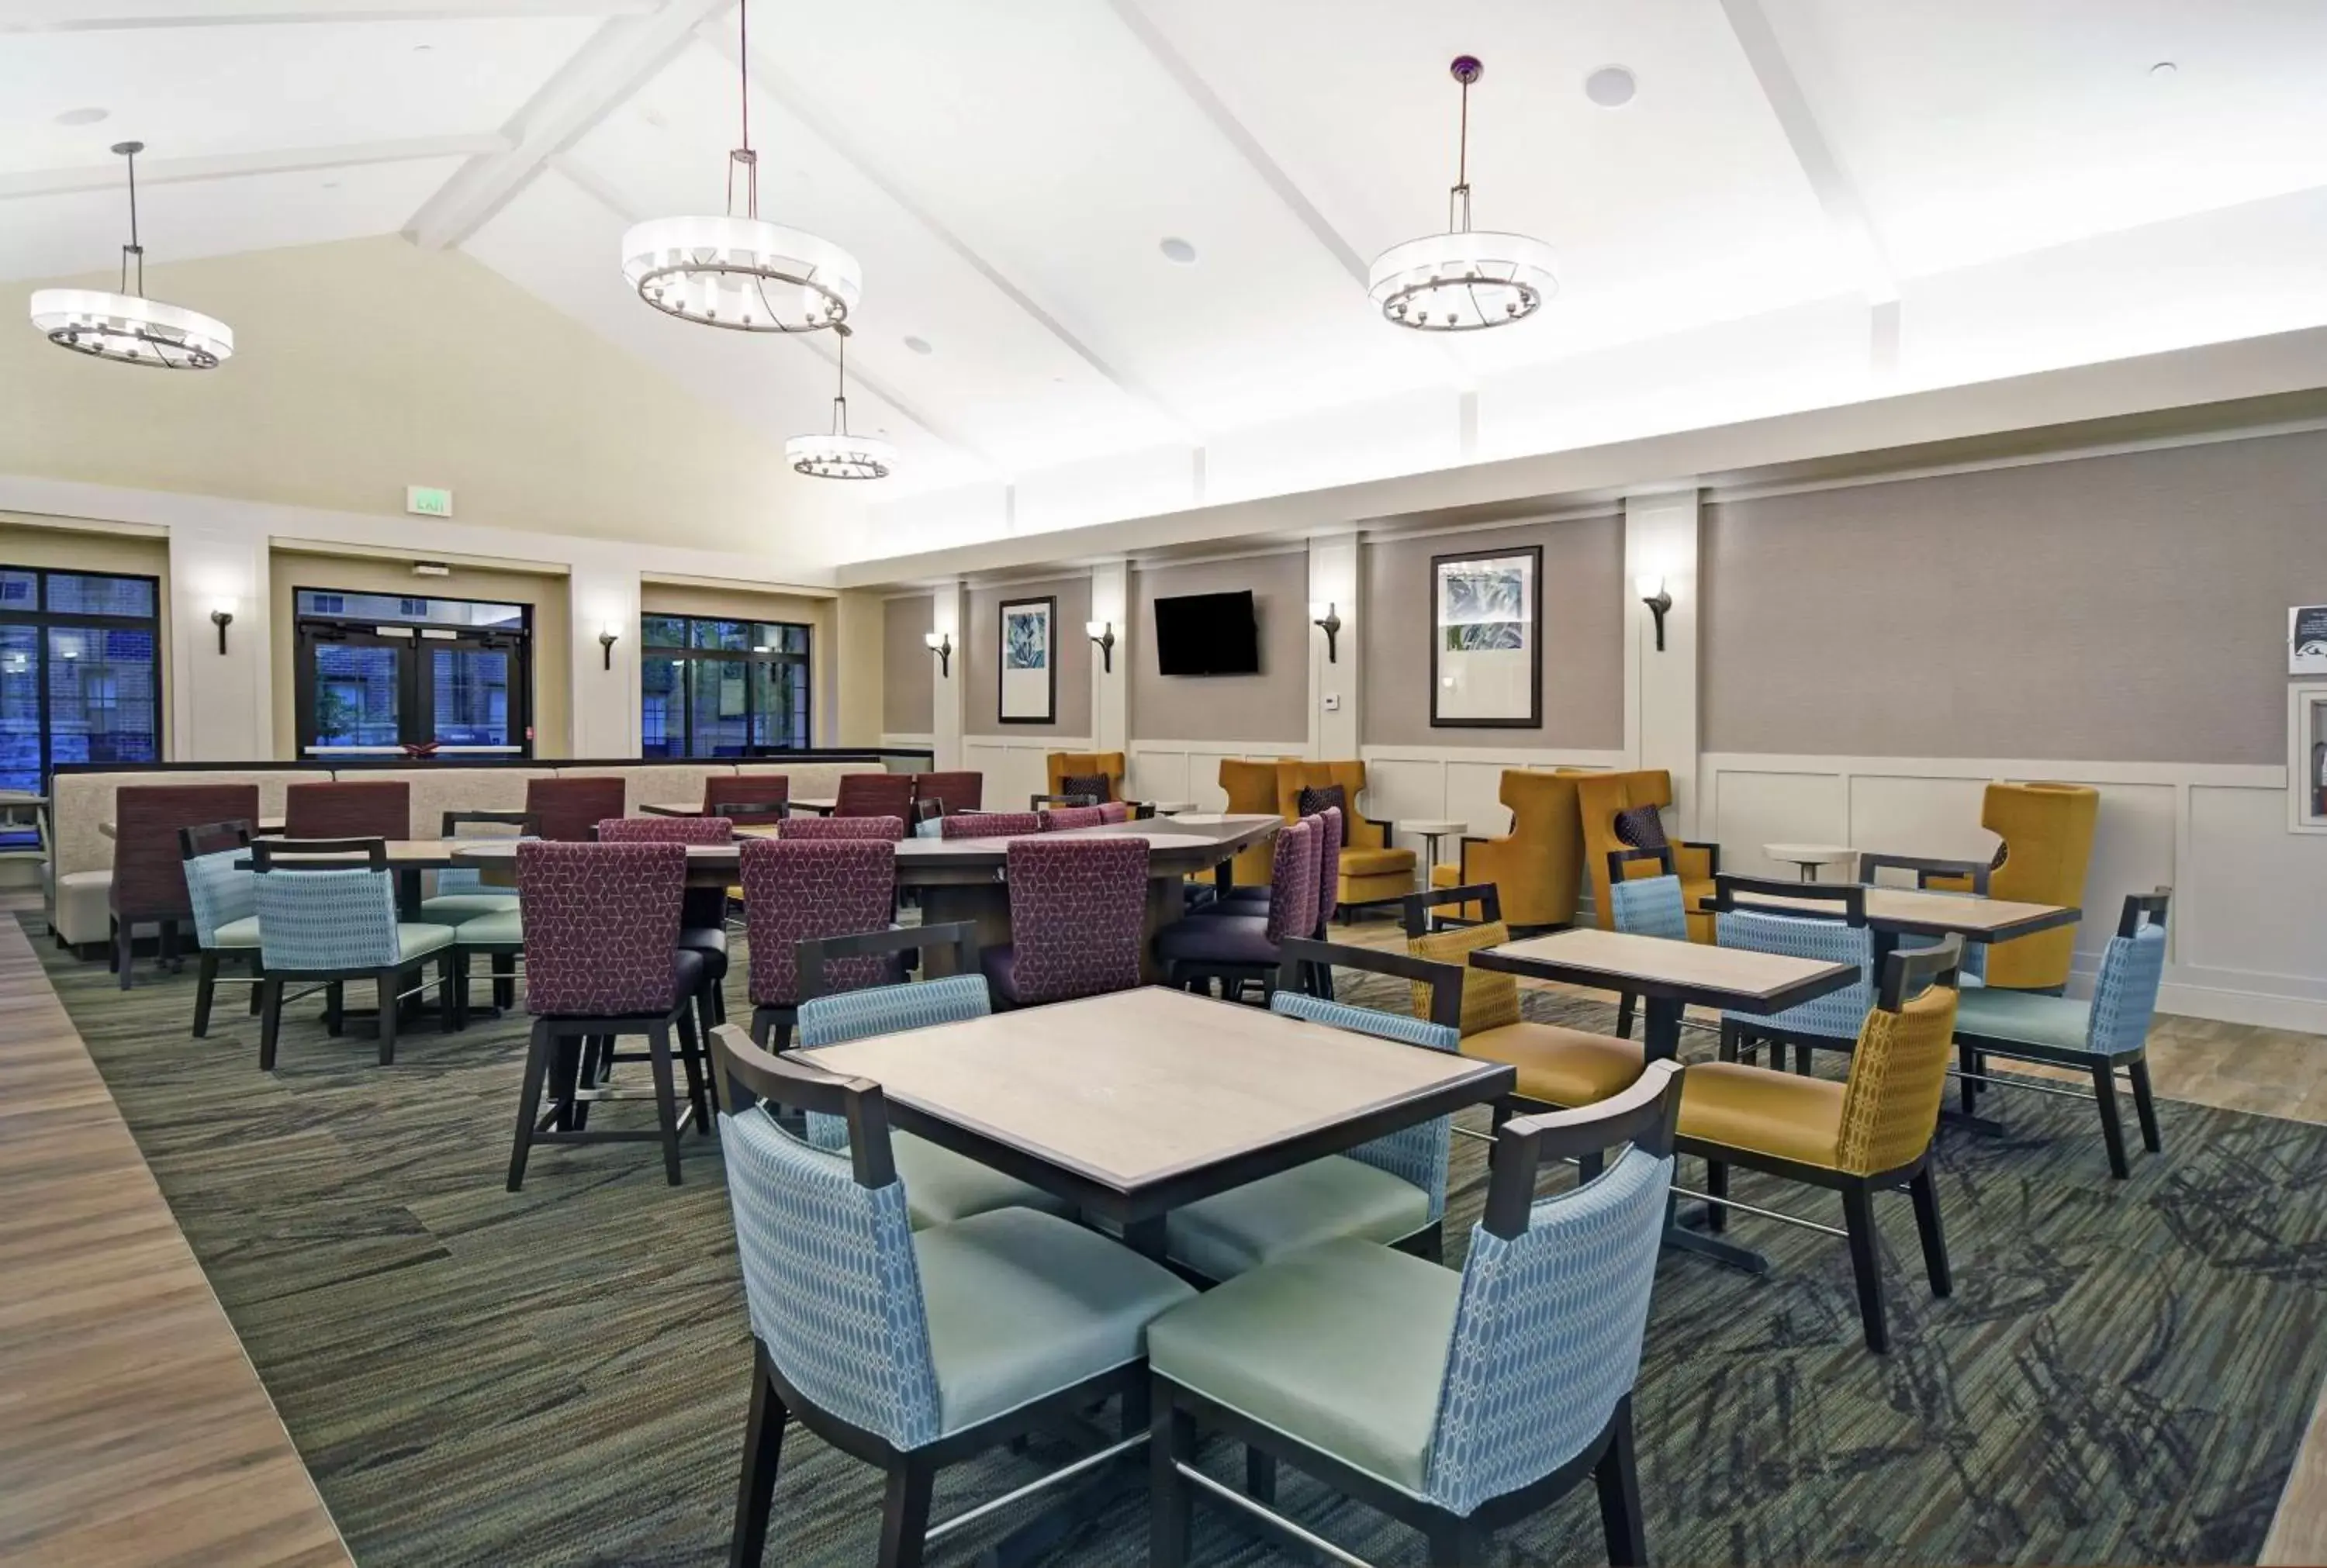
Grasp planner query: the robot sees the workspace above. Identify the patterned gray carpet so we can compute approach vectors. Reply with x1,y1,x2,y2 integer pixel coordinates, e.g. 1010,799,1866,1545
32,915,2327,1566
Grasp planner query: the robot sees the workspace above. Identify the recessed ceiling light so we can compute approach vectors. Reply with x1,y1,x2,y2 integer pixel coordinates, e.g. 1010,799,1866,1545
321,180,341,190
903,334,932,355
639,105,667,130
413,42,433,52
1584,65,1637,107
54,107,109,126
1159,237,1198,265
2149,60,2177,78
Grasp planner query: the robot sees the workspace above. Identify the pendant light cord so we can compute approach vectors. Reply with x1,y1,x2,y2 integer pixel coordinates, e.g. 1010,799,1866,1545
832,329,850,434
120,144,143,297
1447,72,1473,234
726,0,758,220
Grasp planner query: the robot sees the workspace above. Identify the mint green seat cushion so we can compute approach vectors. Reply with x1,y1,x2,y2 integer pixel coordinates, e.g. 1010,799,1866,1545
395,922,457,961
894,1132,1070,1231
914,1207,1195,1433
211,915,262,949
1165,1155,1432,1282
1952,986,2091,1053
1148,1237,1458,1494
420,892,520,924
454,908,524,946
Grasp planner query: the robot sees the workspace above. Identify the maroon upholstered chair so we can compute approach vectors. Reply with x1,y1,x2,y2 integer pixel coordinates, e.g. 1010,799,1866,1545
777,814,905,842
913,770,984,815
982,836,1148,1008
109,782,260,988
941,811,1041,840
508,841,705,1189
738,836,897,1047
525,776,628,842
835,772,915,820
594,814,737,1024
1154,819,1318,1003
704,773,787,825
597,815,733,846
1039,804,1108,832
284,780,410,841
1209,805,1342,931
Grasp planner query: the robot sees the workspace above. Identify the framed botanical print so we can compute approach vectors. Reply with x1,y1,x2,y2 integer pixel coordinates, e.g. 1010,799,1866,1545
997,594,1056,724
1430,545,1541,728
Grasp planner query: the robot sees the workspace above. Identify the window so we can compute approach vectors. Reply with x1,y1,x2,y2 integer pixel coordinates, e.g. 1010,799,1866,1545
292,588,531,758
641,614,812,757
0,568,162,793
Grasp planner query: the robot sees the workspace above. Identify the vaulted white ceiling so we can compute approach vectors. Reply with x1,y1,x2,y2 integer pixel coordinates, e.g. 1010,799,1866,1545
8,0,2327,562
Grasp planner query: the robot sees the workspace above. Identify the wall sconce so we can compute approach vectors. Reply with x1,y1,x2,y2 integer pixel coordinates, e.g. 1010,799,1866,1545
1309,600,1343,664
597,621,621,671
1085,619,1115,673
1636,575,1673,653
923,630,953,678
209,598,235,656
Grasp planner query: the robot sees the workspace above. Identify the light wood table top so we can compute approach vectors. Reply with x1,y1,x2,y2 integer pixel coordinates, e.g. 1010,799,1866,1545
236,838,469,869
1702,883,2077,941
104,815,285,839
1475,927,1860,1013
806,986,1511,1226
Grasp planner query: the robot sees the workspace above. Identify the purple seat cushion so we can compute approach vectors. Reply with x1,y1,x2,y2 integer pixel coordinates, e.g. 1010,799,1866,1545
1153,913,1281,965
1613,806,1669,851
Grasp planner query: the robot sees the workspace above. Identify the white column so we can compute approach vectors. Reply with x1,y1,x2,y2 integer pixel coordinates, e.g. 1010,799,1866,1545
1623,490,1702,834
929,579,965,771
569,562,638,758
166,527,270,760
1087,559,1129,755
1307,536,1360,760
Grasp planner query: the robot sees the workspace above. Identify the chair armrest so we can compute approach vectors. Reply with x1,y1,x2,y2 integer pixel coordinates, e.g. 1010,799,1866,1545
1367,817,1395,848
1675,840,1720,878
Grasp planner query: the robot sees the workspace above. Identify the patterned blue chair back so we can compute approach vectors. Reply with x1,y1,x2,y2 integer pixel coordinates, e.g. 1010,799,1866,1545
1423,1142,1672,1515
1610,874,1688,942
254,866,401,972
1271,992,1461,1222
1716,908,1874,1039
2087,920,2166,1055
798,975,991,1150
185,848,255,948
719,1105,943,1449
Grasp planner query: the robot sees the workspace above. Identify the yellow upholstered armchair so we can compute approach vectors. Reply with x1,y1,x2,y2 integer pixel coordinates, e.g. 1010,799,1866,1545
1578,769,1720,943
1976,782,2099,992
1273,760,1414,910
1045,751,1126,803
1218,758,1283,886
1426,768,1587,931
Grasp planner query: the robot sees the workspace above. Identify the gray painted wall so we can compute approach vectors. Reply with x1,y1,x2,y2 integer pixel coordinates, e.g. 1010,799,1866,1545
1361,513,1627,750
1702,427,2327,763
965,574,1093,736
881,592,933,734
1128,551,1310,743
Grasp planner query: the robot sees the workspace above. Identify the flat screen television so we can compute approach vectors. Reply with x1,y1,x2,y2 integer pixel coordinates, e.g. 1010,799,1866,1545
1153,589,1260,676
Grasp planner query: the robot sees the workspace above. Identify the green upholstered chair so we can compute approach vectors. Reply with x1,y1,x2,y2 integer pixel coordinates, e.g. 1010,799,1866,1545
420,808,532,923
791,922,1072,1232
1147,1061,1682,1568
1950,890,2170,1178
251,838,457,1071
179,820,260,1038
714,1027,1194,1568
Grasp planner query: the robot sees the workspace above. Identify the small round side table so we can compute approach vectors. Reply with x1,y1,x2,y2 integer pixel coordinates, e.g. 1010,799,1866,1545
1399,819,1469,890
1763,843,1857,882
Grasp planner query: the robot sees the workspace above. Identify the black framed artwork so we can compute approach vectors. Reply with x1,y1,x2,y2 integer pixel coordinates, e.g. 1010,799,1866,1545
1429,544,1542,728
996,594,1057,724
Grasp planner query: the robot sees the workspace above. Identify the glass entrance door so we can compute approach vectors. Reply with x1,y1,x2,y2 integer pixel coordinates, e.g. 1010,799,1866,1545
297,623,529,757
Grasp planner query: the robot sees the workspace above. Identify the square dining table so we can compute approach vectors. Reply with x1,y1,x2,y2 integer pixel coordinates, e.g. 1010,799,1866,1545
800,985,1514,1259
1693,883,2079,972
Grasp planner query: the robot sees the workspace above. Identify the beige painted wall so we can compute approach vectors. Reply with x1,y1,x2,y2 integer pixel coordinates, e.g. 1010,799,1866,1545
271,549,571,758
966,575,1092,736
0,236,853,558
0,517,174,755
1702,428,2327,762
641,581,839,747
834,590,887,747
881,592,935,735
1362,513,1627,749
1128,551,1309,742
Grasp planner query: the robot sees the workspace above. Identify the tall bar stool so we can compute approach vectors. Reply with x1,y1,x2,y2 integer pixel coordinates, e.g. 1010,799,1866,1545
778,814,905,842
596,814,733,1031
1154,818,1316,1003
980,835,1146,1008
738,836,897,1048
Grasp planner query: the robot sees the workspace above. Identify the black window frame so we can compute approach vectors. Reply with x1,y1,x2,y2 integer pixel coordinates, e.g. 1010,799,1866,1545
292,585,534,759
641,613,814,758
0,565,164,793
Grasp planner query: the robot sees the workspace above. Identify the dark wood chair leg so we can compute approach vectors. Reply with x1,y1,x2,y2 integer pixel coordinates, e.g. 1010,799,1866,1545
1793,1041,1814,1076
161,919,181,972
1909,1167,1952,1297
730,1349,788,1568
507,1019,552,1191
1595,1396,1648,1567
2091,1060,2131,1178
375,966,400,1065
324,981,344,1036
2128,1057,2162,1152
258,977,283,1069
116,920,135,989
1704,1159,1730,1235
676,1003,711,1135
1957,1039,1980,1113
449,952,470,1031
1717,1017,1739,1063
1615,992,1635,1039
1245,1446,1276,1504
648,1021,684,1186
1841,1184,1889,1353
437,953,456,1033
492,952,515,1010
1150,1380,1194,1568
547,1033,583,1132
192,951,220,1037
875,1457,935,1568
249,958,265,1014
1425,1515,1491,1567
1577,1148,1605,1183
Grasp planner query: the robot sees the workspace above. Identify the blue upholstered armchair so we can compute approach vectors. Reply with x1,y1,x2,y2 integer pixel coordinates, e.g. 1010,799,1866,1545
1712,875,1876,1075
251,843,456,1071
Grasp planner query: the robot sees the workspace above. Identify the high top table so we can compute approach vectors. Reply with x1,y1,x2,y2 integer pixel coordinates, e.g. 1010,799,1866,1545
1694,883,2079,974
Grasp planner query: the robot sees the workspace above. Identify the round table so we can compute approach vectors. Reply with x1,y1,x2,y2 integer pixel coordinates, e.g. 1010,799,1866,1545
1762,843,1857,882
1399,819,1469,889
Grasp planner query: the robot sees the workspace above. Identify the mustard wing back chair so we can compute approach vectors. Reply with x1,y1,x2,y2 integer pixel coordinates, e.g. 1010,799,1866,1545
1219,758,1283,886
1426,768,1587,930
1273,759,1413,907
1045,751,1126,803
1578,769,1720,943
1980,782,2099,991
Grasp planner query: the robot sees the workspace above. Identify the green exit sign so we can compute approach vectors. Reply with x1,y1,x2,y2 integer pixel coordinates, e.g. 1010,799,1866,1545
405,485,454,518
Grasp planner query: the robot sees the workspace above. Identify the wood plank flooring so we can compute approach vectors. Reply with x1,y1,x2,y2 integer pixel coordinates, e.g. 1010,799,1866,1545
0,912,350,1568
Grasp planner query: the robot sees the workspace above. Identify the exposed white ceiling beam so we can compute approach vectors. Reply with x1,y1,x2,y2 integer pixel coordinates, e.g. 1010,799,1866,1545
697,22,1203,447
545,155,1001,473
0,136,508,201
1717,0,1898,304
403,0,731,251
0,0,653,26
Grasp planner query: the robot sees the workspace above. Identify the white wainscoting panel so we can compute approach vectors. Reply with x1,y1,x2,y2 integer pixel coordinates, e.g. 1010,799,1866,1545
963,734,1089,813
1126,742,1307,812
2183,783,2327,995
1359,744,1630,839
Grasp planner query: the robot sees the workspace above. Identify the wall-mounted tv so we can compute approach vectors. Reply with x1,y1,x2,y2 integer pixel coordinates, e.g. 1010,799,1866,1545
1153,589,1260,676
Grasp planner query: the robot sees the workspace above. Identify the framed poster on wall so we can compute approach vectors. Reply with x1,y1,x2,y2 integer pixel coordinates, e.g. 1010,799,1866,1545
998,594,1057,724
1430,545,1541,727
